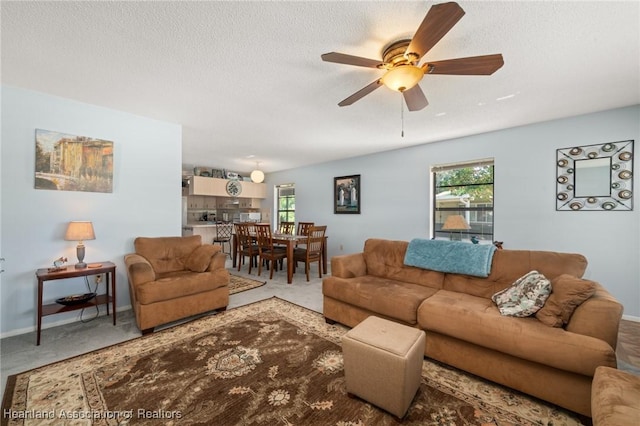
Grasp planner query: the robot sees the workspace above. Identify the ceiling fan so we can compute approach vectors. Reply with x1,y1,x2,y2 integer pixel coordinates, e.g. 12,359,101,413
321,1,504,111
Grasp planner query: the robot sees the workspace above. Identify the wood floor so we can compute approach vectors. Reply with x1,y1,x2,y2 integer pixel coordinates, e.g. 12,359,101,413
617,319,640,373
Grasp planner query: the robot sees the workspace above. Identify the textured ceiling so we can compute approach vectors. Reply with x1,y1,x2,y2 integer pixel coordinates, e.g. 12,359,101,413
2,1,639,175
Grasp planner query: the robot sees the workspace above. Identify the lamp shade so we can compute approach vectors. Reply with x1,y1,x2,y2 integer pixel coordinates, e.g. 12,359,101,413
250,169,265,183
64,221,95,241
380,65,424,92
441,215,470,231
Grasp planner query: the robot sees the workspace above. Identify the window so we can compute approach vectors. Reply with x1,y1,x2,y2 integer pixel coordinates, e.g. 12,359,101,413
276,184,295,225
432,159,494,242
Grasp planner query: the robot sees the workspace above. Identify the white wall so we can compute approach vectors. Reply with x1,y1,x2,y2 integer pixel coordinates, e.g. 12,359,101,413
266,105,640,318
1,86,182,336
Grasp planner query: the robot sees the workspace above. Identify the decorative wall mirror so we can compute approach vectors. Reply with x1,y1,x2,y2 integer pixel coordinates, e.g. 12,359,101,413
556,140,634,211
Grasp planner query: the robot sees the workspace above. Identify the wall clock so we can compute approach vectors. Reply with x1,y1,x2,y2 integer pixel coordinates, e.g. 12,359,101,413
226,180,242,196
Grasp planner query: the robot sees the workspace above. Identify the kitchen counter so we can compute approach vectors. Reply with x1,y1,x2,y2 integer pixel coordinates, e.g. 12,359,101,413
182,223,223,238
184,222,220,228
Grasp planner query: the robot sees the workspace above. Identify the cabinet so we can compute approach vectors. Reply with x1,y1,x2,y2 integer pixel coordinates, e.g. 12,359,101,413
215,198,261,222
189,176,266,199
188,195,216,209
189,176,226,196
202,197,215,209
186,195,217,222
186,177,264,223
239,198,261,209
217,198,239,209
188,195,204,209
191,226,216,245
240,181,267,199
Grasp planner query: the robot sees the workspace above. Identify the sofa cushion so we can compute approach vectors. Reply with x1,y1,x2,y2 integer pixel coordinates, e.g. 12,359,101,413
186,244,222,272
536,274,597,327
417,290,616,376
136,269,228,305
134,235,203,274
323,275,439,325
442,249,588,299
492,270,551,317
362,239,444,290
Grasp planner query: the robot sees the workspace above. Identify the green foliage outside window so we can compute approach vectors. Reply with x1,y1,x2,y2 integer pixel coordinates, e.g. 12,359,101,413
433,163,494,240
277,186,295,225
435,165,494,202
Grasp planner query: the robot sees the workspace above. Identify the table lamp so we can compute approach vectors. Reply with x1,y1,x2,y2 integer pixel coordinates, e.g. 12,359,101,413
64,221,95,268
441,215,470,241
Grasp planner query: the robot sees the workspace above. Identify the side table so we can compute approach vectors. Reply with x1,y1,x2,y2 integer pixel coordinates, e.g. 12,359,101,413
36,261,116,345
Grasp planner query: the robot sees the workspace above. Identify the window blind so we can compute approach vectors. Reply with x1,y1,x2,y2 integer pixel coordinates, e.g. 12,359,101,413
430,158,494,173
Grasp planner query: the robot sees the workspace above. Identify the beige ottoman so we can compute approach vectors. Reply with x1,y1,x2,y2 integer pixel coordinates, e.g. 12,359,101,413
342,315,426,418
592,366,640,425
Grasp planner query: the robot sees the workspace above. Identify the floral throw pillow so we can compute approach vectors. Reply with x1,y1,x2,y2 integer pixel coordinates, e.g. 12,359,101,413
492,270,552,317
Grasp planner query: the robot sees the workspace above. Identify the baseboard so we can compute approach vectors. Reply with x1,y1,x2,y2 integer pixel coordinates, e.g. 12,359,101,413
0,305,133,339
622,314,640,322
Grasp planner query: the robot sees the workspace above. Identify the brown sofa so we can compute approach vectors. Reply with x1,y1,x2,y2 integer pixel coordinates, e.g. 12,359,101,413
323,238,623,417
124,235,229,334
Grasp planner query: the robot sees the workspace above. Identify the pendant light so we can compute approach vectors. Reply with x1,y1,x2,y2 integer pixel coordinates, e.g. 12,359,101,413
250,162,265,183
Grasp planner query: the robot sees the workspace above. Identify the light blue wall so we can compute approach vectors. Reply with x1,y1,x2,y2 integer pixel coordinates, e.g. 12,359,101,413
266,105,640,318
2,86,637,338
0,86,182,336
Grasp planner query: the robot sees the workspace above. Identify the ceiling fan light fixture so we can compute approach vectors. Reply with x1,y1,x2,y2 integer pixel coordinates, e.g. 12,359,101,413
380,65,424,92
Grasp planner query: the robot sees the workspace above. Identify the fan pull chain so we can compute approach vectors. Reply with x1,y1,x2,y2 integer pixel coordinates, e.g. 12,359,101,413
400,95,405,138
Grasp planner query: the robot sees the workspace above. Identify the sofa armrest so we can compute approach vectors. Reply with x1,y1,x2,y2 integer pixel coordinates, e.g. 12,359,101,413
124,253,156,286
331,252,367,278
207,251,227,272
566,283,623,351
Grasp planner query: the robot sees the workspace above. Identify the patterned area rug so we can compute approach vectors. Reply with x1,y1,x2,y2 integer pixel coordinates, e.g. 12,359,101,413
2,298,584,425
229,273,266,295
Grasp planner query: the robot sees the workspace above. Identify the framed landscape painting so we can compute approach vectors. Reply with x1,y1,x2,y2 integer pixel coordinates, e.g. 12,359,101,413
334,174,360,214
35,129,113,193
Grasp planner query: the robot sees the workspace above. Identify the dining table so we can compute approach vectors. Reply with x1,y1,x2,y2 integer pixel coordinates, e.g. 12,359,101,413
232,231,328,284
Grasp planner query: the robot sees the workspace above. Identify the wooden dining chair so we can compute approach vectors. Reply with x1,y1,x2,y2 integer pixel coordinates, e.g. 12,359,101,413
234,223,258,274
255,223,287,279
294,225,327,281
297,221,315,237
279,221,295,235
296,221,315,249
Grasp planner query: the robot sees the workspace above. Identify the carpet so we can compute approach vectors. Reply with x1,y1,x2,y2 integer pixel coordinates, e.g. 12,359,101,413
2,298,584,425
229,273,266,295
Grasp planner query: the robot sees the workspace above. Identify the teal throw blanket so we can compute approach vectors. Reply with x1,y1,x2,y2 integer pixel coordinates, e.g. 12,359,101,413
404,239,496,277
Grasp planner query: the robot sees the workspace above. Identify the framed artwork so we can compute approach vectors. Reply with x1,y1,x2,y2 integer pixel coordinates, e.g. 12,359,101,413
334,174,360,214
35,129,113,193
556,140,633,211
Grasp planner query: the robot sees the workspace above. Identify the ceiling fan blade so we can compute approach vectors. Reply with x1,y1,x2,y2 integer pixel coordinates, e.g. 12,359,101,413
321,52,383,69
426,54,504,75
407,2,465,59
403,85,429,111
338,80,383,107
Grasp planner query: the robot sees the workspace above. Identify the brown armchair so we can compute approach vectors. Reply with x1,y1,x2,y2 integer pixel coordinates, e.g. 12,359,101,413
124,235,229,334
